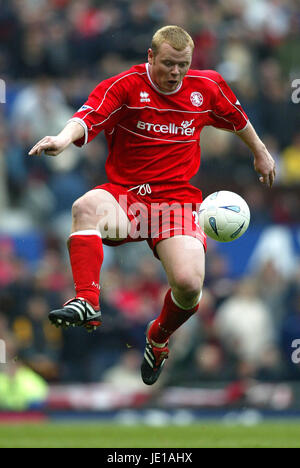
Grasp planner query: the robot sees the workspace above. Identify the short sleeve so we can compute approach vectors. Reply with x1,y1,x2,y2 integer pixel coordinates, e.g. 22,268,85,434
69,75,128,147
210,73,249,132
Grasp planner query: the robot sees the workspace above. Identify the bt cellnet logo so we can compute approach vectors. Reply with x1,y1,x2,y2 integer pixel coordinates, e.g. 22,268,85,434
137,119,195,136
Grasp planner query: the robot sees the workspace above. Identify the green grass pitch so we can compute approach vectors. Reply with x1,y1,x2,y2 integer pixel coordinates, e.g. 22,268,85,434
0,422,299,448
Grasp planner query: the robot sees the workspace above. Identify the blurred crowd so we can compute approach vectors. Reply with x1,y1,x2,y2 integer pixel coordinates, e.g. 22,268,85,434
1,0,300,406
1,236,300,391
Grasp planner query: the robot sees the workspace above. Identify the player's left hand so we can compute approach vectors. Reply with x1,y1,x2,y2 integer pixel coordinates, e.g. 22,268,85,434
253,148,276,188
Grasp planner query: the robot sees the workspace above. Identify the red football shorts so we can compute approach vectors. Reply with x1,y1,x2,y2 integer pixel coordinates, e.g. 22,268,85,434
93,182,207,259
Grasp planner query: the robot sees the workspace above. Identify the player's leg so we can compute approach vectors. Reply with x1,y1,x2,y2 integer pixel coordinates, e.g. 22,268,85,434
141,235,205,384
49,189,131,330
152,234,205,337
68,189,131,304
71,189,131,239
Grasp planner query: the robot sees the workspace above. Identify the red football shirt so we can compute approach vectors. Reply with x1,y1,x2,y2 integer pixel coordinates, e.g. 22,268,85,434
70,63,248,186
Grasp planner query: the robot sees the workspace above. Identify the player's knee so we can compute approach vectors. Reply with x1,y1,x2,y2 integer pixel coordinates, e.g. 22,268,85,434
171,271,203,299
72,194,97,222
72,197,86,221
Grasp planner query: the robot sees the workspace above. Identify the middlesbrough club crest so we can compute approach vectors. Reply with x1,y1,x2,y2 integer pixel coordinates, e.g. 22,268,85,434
190,92,203,107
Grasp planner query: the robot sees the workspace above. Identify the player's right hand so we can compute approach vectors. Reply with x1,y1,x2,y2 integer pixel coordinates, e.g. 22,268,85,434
28,135,70,157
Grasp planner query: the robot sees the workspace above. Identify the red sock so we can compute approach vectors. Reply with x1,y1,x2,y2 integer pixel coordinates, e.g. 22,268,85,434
68,230,103,309
149,289,200,344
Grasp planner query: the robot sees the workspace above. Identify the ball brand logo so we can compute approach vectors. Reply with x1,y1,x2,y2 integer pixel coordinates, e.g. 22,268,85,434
0,79,6,104
137,120,195,136
190,91,203,107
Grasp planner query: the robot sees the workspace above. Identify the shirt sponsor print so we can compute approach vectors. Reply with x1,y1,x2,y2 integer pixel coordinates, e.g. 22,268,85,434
137,120,195,136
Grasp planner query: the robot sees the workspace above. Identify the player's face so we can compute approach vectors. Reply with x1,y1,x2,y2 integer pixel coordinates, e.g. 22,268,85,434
148,42,193,93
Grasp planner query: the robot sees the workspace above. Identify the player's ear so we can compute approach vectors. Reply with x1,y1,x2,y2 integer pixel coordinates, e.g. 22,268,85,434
148,48,154,65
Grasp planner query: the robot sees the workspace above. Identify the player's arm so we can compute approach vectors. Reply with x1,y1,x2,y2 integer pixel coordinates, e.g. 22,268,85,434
28,121,84,157
236,121,276,188
209,71,276,188
29,72,128,156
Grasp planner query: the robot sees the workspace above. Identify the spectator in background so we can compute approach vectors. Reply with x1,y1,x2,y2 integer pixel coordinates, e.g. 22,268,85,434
256,260,287,333
214,277,280,378
0,333,48,410
0,256,33,321
11,76,73,150
192,342,237,382
102,349,150,392
8,76,83,215
12,295,61,381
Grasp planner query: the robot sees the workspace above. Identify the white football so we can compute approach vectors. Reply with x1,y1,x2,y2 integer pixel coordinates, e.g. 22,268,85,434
199,191,250,242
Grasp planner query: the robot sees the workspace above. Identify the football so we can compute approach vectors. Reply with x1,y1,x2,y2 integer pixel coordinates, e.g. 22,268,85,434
199,191,250,242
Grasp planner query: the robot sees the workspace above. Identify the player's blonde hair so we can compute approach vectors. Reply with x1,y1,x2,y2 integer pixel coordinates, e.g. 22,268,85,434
151,25,194,56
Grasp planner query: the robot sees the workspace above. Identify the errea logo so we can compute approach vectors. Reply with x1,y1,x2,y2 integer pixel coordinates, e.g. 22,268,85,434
140,91,150,103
